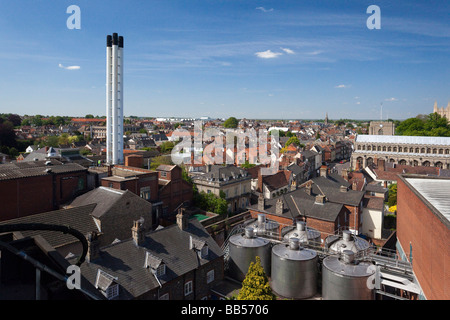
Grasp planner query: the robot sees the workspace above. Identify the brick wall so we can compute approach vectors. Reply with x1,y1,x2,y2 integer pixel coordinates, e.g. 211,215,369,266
0,171,87,222
397,178,450,300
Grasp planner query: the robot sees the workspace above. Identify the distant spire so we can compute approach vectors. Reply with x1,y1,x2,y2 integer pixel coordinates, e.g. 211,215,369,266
433,101,438,112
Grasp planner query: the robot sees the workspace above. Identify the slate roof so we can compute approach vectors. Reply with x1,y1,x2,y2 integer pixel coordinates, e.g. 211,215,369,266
311,174,364,207
249,188,344,222
69,187,129,219
73,218,224,299
195,165,250,183
0,204,98,249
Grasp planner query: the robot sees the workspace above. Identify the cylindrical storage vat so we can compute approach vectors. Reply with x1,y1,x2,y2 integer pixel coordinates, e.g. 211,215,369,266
322,250,375,300
326,230,371,258
282,221,321,248
228,227,272,282
271,238,318,299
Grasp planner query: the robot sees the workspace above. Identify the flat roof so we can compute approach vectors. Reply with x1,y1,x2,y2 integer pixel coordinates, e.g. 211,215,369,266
404,177,450,225
356,134,450,146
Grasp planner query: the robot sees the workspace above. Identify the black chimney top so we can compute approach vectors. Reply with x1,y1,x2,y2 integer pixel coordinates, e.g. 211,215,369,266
112,33,119,45
119,36,124,48
106,35,112,47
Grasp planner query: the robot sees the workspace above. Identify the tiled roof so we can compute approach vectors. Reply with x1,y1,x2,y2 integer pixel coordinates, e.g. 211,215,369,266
74,218,223,299
262,171,289,191
249,188,343,222
69,187,127,219
0,204,98,248
0,160,86,181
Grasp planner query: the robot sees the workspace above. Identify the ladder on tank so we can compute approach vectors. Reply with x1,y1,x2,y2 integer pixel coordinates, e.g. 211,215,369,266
221,225,245,272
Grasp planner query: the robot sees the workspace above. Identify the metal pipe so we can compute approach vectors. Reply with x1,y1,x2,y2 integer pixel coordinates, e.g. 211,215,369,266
36,268,41,300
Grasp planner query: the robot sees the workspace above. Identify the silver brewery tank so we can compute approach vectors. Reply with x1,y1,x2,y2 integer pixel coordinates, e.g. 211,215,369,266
325,230,371,258
246,214,279,239
228,227,272,282
271,238,318,299
282,221,321,248
322,250,375,300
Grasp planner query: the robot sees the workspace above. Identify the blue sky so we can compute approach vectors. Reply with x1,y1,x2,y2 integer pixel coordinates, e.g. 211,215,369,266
0,0,449,120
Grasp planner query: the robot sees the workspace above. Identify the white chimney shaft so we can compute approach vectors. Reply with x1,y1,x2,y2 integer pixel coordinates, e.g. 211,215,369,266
106,33,124,165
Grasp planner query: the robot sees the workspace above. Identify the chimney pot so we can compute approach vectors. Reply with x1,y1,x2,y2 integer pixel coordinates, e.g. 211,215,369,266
86,231,100,262
258,194,265,211
132,218,145,246
177,208,188,230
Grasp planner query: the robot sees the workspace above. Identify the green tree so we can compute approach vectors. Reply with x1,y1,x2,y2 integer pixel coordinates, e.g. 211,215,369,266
285,136,301,147
160,141,175,154
223,117,239,128
387,183,397,207
149,155,174,170
237,256,276,300
396,113,450,137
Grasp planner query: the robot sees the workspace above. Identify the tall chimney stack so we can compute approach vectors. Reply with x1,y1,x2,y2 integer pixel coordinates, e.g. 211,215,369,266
106,33,124,165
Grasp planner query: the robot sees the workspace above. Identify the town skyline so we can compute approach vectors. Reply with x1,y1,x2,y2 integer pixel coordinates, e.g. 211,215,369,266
1,1,449,120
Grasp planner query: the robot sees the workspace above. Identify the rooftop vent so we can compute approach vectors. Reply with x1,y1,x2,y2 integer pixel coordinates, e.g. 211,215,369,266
244,227,255,239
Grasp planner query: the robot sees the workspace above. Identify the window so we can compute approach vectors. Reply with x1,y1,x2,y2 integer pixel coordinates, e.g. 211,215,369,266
184,281,193,296
160,171,167,178
156,264,166,277
200,245,209,259
206,270,215,284
106,284,119,299
140,186,151,200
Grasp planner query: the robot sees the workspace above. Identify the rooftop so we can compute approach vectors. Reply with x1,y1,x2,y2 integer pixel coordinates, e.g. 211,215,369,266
403,176,450,225
356,134,450,146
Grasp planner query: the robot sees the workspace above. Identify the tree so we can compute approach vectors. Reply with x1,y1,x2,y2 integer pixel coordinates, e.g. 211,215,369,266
237,256,276,300
396,113,450,137
160,141,175,154
387,183,397,207
285,136,301,147
149,155,174,170
223,117,239,128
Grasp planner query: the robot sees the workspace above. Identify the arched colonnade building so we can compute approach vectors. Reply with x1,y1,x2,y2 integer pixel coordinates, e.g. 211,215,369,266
351,135,450,170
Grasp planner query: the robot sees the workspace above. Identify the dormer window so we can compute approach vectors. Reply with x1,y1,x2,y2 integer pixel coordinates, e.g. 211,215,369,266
145,251,166,276
95,269,119,300
189,236,208,259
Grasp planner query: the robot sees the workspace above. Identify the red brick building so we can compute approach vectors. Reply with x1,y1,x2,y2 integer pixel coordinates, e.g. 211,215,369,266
0,160,88,222
397,174,450,300
101,165,159,202
156,165,193,221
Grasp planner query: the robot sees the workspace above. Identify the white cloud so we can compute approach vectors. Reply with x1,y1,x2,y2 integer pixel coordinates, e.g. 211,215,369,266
256,7,274,13
281,47,295,54
335,84,351,88
385,97,398,101
255,50,283,59
306,50,323,55
59,63,80,70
